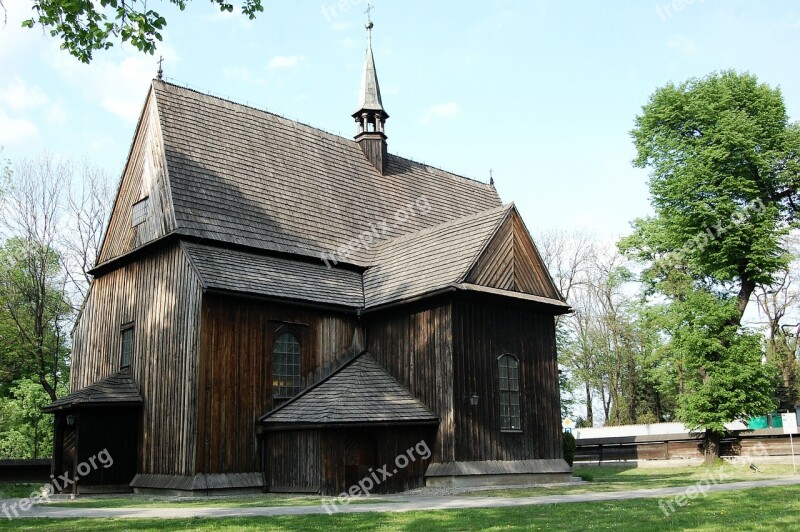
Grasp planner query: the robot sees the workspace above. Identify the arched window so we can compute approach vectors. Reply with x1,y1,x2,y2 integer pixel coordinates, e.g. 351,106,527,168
498,354,521,430
273,333,301,400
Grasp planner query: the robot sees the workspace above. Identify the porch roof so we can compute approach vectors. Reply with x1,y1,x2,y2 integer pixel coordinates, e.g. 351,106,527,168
259,352,439,429
42,370,142,413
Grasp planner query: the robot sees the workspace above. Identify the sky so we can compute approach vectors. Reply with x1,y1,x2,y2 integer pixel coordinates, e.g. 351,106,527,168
1,0,799,242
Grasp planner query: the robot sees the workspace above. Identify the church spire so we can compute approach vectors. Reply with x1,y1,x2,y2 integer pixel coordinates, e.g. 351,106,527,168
353,4,388,174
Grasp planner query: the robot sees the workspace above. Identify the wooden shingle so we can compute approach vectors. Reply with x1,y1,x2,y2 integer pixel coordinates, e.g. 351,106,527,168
363,205,510,308
260,353,439,427
182,242,364,308
150,81,501,267
42,370,142,412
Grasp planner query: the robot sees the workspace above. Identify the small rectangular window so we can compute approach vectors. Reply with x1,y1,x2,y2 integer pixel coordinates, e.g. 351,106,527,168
132,197,149,227
273,332,301,400
121,326,134,368
499,354,521,431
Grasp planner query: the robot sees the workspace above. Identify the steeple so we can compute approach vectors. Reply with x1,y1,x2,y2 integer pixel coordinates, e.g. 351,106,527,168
353,6,389,174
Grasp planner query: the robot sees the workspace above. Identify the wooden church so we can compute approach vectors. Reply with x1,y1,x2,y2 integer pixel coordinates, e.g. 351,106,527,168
44,21,572,495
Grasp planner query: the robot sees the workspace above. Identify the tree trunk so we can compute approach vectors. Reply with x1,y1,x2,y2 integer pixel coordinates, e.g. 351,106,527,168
704,430,722,465
600,386,611,422
585,382,594,426
735,277,756,324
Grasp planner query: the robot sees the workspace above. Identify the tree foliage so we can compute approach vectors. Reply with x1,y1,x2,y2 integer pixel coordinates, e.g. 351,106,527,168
619,71,797,460
21,0,265,63
0,378,64,459
653,274,777,434
623,71,800,316
0,238,71,402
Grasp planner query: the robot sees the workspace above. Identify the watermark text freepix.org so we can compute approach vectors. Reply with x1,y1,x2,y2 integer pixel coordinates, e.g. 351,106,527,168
320,195,432,268
658,442,768,518
321,440,431,513
2,448,114,520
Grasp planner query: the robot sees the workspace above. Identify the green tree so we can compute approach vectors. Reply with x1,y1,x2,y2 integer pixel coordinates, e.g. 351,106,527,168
20,0,265,63
0,239,72,403
621,71,799,462
0,378,61,459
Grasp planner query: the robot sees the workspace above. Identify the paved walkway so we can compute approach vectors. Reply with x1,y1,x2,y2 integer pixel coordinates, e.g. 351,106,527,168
8,477,800,519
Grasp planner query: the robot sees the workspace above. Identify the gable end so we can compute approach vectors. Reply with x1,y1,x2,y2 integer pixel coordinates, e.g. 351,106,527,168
464,209,562,300
97,86,176,266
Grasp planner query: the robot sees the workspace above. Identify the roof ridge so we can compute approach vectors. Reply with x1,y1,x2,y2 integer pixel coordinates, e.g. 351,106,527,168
153,79,495,190
154,79,358,150
389,153,496,189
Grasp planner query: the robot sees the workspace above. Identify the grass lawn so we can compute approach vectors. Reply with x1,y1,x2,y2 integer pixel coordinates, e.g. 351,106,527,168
0,485,44,500
0,485,798,530
11,463,795,509
469,463,798,497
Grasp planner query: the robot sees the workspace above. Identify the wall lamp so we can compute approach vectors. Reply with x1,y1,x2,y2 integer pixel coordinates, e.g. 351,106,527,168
465,394,479,406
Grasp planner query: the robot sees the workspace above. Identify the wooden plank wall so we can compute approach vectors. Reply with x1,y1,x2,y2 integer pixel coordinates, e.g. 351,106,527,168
465,211,561,300
576,433,800,463
197,294,357,475
511,213,561,299
267,431,321,492
366,300,454,463
319,427,434,495
452,294,562,462
97,89,175,264
466,213,515,290
70,243,203,476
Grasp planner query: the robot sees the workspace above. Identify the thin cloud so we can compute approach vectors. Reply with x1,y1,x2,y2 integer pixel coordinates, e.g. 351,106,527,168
0,110,37,145
1,76,48,112
267,55,305,69
421,102,461,125
223,66,266,85
49,45,180,123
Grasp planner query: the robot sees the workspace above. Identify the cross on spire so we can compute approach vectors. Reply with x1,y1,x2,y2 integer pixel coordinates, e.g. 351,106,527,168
365,1,374,45
365,1,374,24
157,56,164,80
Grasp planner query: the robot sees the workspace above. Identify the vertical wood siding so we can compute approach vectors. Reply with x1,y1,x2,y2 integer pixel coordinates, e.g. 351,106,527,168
466,211,561,300
267,431,321,491
466,213,515,290
70,243,202,476
511,214,561,299
366,300,455,463
97,90,175,264
197,294,357,474
317,427,433,495
452,295,563,462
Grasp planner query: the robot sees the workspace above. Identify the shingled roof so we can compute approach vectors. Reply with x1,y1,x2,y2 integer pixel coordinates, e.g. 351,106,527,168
363,204,510,308
94,80,567,312
150,80,500,267
182,242,364,308
176,204,569,312
260,353,439,428
42,370,142,413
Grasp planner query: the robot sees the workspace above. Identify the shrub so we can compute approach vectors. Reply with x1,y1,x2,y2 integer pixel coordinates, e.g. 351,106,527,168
563,431,576,466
